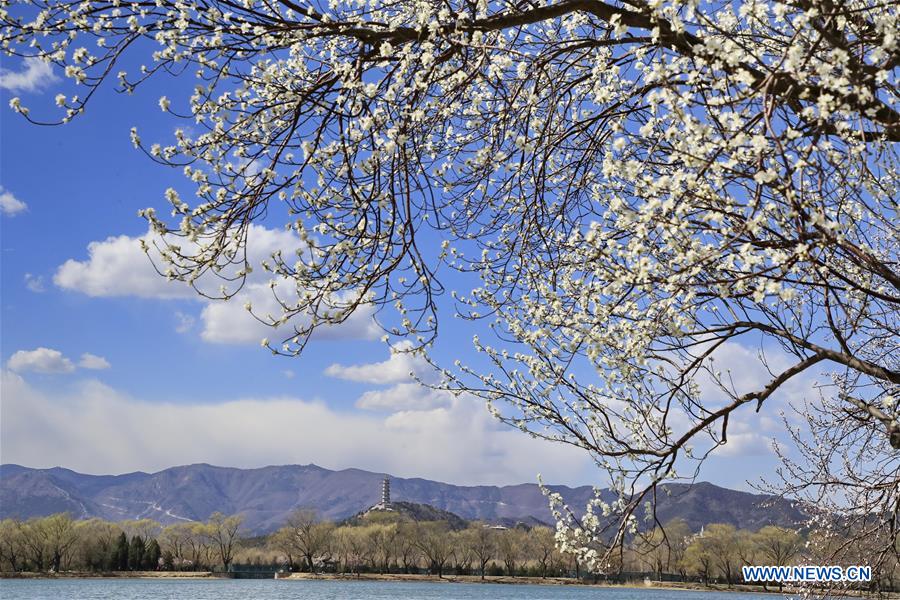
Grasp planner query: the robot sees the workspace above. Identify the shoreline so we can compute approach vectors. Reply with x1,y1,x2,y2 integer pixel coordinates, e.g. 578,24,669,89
281,572,799,594
282,573,900,596
0,571,215,579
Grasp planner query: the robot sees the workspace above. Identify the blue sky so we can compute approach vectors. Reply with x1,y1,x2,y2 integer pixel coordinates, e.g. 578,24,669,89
0,54,804,491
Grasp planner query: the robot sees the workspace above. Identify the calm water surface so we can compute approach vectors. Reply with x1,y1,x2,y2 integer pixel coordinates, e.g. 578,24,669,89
0,579,775,600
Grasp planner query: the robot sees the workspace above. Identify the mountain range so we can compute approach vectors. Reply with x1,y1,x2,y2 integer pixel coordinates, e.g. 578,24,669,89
0,463,807,534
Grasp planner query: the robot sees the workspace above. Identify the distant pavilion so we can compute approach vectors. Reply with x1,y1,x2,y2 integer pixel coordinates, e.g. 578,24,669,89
371,476,394,511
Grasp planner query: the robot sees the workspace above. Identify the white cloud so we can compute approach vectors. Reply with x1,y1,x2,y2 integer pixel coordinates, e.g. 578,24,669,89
713,417,775,457
174,311,195,334
0,57,59,93
327,343,447,411
24,273,45,292
56,225,380,345
716,432,773,457
55,224,304,298
0,371,592,486
325,341,431,385
673,340,822,473
356,383,452,411
693,340,823,432
198,282,380,345
0,187,27,216
78,353,111,370
6,348,111,374
7,348,75,374
54,231,194,299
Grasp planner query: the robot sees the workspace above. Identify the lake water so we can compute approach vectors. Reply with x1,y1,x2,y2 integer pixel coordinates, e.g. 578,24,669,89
0,579,774,600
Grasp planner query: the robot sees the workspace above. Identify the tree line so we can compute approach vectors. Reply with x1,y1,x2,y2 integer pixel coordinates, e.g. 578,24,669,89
0,512,241,573
2,511,898,590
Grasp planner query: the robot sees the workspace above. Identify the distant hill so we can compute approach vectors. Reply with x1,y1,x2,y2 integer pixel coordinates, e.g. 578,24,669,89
346,501,471,530
0,463,807,535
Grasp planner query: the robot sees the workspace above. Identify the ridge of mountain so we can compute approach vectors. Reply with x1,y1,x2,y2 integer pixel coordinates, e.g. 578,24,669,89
0,463,807,535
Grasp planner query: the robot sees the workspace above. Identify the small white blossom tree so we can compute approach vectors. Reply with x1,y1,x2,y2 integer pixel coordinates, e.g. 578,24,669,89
4,0,897,578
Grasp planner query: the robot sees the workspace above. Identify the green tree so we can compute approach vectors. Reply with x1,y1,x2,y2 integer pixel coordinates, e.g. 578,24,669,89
113,532,129,571
636,527,667,578
121,520,161,545
128,535,145,571
145,539,162,570
73,519,121,572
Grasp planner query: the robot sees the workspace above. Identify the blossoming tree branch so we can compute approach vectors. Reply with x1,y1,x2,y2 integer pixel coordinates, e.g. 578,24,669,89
3,0,897,575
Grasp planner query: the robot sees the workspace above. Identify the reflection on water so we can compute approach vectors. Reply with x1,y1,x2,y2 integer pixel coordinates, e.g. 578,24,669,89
0,579,778,600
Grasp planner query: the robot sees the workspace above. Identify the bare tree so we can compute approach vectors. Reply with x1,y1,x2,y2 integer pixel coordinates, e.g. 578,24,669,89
462,524,496,580
414,522,453,578
635,518,690,579
284,509,334,573
159,523,198,571
0,519,25,572
529,527,559,578
43,514,79,572
335,526,370,576
120,520,161,546
496,529,527,577
447,530,472,575
703,524,740,586
17,518,49,572
752,526,802,591
395,522,422,574
766,393,899,587
753,526,801,568
205,512,243,571
268,526,298,571
683,535,714,584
